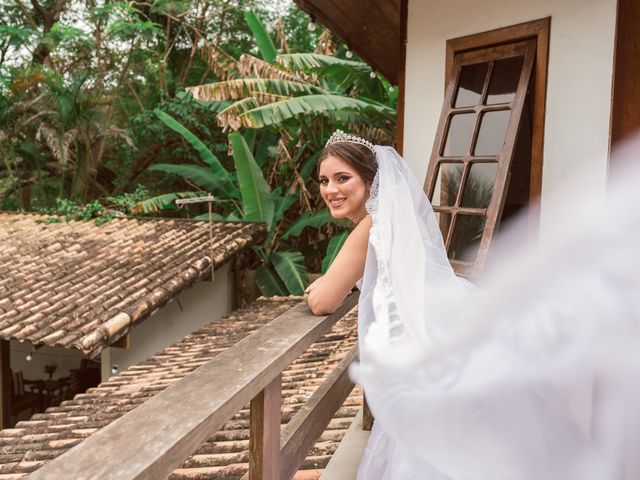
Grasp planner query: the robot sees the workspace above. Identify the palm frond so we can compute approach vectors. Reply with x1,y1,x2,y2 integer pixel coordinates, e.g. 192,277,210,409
36,124,75,167
97,126,134,147
10,93,48,114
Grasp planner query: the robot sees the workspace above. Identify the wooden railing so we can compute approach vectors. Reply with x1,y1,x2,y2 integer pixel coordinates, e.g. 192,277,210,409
30,293,359,480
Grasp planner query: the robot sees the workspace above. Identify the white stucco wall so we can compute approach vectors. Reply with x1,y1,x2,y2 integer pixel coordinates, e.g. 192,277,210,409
403,0,617,230
104,262,233,378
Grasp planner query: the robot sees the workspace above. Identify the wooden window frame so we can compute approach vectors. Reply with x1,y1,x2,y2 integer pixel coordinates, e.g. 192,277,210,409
610,0,640,160
425,40,536,277
423,18,550,278
442,18,550,226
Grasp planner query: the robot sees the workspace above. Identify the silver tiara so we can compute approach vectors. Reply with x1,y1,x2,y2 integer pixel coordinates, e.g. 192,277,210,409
325,129,375,153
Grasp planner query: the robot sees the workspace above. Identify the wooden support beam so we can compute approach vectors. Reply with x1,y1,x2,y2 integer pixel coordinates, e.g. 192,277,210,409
0,340,10,429
111,334,130,350
279,345,358,480
249,375,282,480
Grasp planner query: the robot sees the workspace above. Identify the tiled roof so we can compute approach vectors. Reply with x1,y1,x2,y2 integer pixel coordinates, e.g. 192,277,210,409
0,212,266,357
0,298,361,479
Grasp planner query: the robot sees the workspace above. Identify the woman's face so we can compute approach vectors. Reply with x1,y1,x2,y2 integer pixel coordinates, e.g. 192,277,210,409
319,154,368,222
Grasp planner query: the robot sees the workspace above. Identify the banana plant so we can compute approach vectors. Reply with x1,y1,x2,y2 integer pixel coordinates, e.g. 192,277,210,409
185,13,396,144
137,110,343,295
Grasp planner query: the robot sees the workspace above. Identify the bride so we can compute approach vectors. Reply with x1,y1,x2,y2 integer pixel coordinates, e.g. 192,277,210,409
306,130,640,479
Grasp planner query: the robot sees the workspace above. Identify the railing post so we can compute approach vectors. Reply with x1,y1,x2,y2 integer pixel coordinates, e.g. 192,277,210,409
0,340,11,429
362,393,374,431
249,374,282,480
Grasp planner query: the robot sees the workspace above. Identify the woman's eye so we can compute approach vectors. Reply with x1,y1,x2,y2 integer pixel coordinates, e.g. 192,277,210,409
338,175,351,183
319,178,328,186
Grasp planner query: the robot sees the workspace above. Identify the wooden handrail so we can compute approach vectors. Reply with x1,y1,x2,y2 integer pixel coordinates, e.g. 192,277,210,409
279,344,358,480
30,293,359,480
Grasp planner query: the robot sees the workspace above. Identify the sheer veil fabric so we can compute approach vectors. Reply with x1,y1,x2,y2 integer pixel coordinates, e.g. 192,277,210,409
351,145,640,479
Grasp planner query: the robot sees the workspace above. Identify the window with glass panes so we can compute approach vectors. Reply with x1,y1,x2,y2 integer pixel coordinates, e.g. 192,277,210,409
425,39,536,277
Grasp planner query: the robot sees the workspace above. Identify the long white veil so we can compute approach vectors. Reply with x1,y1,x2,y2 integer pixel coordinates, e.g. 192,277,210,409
351,144,640,479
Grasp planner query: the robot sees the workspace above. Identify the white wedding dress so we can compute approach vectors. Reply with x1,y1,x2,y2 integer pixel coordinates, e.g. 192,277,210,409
351,144,640,480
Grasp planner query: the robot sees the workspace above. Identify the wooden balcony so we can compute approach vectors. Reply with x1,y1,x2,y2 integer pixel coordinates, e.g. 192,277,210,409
28,294,360,480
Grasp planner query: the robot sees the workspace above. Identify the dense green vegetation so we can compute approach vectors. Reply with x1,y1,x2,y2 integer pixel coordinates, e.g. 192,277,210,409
0,0,396,296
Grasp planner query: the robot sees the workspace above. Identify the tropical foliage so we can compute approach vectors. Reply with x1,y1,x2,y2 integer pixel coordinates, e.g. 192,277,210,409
138,109,344,295
0,0,299,210
136,12,397,295
0,1,397,298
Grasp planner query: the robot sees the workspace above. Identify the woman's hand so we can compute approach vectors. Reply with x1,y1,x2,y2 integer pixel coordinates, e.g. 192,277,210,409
305,276,322,294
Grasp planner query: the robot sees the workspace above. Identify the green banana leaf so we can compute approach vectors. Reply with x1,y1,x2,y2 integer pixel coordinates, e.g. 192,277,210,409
132,191,206,215
270,251,308,295
148,164,228,196
256,264,288,296
229,132,275,229
277,53,383,97
244,11,277,64
254,130,279,168
153,109,237,196
243,129,257,151
322,231,349,273
281,209,333,239
193,212,227,221
299,150,321,181
238,94,396,129
272,188,299,224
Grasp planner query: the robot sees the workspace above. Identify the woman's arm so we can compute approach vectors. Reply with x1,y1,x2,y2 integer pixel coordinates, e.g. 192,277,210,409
307,215,371,315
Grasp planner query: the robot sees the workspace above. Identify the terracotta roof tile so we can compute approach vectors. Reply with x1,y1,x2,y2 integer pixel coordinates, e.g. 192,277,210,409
0,299,361,479
0,212,266,356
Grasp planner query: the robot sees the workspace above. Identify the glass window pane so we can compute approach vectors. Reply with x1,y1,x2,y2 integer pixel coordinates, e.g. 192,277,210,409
474,110,511,156
486,57,524,104
454,62,488,108
461,163,498,209
434,211,452,243
431,163,463,207
443,113,476,157
448,215,486,262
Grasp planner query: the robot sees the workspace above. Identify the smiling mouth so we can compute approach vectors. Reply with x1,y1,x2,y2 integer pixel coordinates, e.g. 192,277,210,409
328,198,346,208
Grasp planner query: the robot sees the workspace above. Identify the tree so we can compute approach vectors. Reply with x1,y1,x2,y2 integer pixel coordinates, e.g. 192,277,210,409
0,0,295,209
